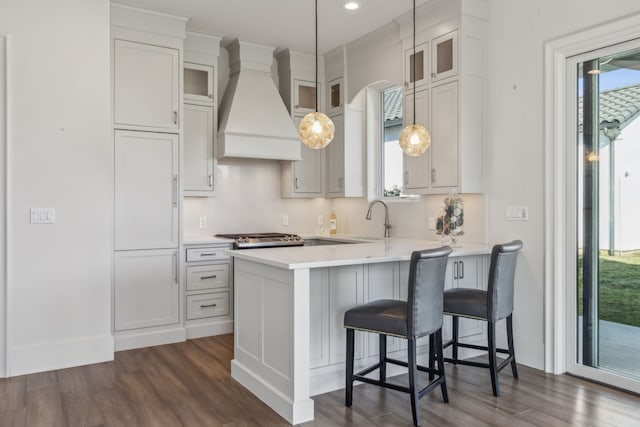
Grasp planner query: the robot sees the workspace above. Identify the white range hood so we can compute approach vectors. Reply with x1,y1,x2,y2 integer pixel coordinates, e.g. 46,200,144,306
218,40,301,161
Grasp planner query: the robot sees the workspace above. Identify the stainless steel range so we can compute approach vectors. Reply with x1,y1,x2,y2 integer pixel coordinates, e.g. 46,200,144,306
215,233,304,249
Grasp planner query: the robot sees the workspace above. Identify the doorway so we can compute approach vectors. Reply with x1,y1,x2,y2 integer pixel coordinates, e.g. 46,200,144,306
567,40,640,391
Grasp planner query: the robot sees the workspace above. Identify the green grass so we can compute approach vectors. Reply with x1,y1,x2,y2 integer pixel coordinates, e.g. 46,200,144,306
578,251,640,327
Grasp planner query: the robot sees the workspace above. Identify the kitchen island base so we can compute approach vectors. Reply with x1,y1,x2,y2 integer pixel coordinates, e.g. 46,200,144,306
230,240,490,424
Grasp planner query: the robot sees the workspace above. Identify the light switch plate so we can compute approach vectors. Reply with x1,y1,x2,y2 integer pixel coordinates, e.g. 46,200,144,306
199,216,207,229
282,215,289,226
427,217,436,230
505,206,528,221
30,208,56,224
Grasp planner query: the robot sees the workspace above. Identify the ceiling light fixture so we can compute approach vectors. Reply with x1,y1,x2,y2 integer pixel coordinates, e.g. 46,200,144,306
299,0,335,149
344,1,360,10
399,0,431,156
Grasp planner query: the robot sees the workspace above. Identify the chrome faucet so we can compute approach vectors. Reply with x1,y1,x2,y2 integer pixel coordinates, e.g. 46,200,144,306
366,200,391,237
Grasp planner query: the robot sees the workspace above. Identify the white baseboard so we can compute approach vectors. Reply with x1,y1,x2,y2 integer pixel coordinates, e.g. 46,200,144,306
8,334,114,376
114,327,186,351
186,320,233,339
231,359,314,425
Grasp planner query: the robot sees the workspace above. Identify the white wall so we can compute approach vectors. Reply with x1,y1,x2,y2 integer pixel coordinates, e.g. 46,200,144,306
0,0,112,375
486,0,640,370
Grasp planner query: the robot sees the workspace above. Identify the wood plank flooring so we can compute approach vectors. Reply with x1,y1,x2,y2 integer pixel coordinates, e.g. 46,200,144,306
1,334,639,426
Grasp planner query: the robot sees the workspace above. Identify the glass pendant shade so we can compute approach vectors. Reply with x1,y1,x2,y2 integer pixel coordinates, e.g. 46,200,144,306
399,123,431,156
299,111,335,149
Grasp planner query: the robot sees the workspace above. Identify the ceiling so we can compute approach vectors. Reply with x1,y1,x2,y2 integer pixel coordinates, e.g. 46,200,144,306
114,0,430,54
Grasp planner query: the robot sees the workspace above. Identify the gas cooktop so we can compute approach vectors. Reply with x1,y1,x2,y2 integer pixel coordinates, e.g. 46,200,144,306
215,233,304,249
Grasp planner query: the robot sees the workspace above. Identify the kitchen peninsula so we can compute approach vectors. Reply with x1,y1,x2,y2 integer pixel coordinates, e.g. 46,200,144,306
228,236,491,424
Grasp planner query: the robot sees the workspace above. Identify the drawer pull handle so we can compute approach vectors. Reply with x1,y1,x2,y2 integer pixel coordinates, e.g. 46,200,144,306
200,253,217,257
200,275,217,280
200,303,217,308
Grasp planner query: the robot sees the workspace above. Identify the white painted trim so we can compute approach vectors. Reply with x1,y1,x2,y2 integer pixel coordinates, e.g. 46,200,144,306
231,359,314,425
114,327,186,351
0,35,7,378
543,12,640,376
185,320,233,339
8,334,114,377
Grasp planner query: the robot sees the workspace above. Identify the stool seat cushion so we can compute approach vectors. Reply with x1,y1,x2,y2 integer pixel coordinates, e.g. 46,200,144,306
344,299,408,337
443,288,488,319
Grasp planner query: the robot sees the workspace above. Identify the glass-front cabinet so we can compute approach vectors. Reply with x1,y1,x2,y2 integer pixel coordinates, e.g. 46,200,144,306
294,79,318,115
404,41,429,92
184,62,214,105
431,30,458,82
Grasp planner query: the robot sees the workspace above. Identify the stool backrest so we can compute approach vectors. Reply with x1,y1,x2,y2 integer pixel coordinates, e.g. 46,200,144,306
487,240,523,322
407,246,453,339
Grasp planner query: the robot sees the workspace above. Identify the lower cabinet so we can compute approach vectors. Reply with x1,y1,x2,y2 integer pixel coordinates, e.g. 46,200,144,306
114,249,179,331
184,243,233,339
309,254,488,370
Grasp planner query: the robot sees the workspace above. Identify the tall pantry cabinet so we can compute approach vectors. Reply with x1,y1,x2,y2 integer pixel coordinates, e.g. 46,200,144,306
111,5,188,350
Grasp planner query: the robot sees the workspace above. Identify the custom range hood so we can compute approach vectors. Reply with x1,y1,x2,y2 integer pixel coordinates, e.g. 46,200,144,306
218,40,301,161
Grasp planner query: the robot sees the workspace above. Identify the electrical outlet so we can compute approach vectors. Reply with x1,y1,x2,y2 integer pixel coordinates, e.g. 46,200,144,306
427,217,436,230
30,208,55,224
505,206,529,221
317,215,324,226
282,215,289,226
199,216,207,229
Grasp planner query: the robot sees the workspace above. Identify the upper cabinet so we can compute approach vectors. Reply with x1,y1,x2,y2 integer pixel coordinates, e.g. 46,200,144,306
113,39,180,131
277,49,325,198
431,30,458,82
183,32,221,197
404,41,429,92
326,77,344,117
401,3,487,195
184,62,214,105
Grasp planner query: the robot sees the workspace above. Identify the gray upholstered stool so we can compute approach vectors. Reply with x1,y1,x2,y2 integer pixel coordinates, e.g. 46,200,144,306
442,240,523,396
344,246,452,427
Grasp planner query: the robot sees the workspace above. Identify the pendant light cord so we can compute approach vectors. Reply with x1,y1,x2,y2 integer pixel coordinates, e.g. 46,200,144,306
315,0,319,113
412,0,416,125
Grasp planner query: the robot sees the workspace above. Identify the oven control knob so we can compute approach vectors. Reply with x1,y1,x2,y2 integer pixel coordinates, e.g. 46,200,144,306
295,236,301,241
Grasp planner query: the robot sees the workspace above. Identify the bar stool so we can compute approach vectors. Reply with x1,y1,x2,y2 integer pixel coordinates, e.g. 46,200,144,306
344,246,452,427
442,240,523,396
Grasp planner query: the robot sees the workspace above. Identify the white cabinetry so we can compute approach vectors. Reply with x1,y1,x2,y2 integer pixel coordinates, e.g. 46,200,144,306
183,103,215,195
402,14,486,195
328,265,365,365
277,50,325,198
114,130,179,250
114,249,179,331
446,255,488,340
113,39,179,131
183,34,221,197
111,6,186,351
184,62,214,104
184,243,233,339
324,47,365,198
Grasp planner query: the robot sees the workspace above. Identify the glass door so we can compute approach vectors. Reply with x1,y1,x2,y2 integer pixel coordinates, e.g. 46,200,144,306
568,40,640,392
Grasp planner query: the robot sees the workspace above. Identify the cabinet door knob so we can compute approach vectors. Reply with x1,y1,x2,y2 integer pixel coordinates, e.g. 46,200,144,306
208,94,214,99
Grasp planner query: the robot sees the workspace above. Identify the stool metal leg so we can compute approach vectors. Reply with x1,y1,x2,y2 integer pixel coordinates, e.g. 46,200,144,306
435,329,449,403
507,314,518,378
379,334,387,382
346,328,355,406
487,321,500,396
407,338,421,426
451,316,459,363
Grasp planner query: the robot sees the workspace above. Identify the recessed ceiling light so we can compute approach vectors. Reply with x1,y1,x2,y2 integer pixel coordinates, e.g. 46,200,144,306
344,1,360,10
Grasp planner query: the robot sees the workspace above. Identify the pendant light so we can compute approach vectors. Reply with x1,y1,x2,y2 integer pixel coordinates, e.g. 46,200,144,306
299,0,335,149
399,0,431,156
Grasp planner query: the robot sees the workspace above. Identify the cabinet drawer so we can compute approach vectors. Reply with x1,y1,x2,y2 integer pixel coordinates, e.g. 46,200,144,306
186,292,229,320
186,264,229,291
186,247,228,262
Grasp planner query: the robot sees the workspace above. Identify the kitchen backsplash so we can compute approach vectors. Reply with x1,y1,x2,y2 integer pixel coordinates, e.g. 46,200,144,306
183,158,486,244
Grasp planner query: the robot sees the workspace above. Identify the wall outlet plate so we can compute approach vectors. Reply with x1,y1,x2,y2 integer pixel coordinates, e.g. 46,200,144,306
282,215,289,226
30,208,55,224
199,216,207,228
505,206,529,221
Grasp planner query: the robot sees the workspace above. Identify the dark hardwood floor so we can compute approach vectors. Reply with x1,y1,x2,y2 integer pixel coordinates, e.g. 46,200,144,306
1,334,639,426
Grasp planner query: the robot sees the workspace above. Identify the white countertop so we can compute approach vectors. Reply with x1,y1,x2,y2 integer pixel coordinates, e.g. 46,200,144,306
183,236,235,245
227,235,491,270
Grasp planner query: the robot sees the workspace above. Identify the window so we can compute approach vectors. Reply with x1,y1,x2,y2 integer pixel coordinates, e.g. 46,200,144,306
381,86,404,197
